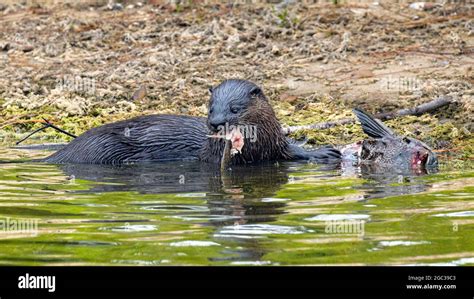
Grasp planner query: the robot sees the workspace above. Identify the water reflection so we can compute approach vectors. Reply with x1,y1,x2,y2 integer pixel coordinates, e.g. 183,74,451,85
59,162,294,263
57,161,439,221
341,162,437,200
59,161,436,198
56,161,438,264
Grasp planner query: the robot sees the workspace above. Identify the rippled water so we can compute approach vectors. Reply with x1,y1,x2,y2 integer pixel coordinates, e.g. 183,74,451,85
0,147,473,266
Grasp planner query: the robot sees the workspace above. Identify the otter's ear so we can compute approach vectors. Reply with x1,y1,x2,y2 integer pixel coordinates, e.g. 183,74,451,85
250,86,264,99
208,86,213,94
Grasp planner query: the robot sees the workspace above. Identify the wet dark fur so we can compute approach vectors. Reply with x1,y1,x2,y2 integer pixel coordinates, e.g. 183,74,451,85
44,79,341,165
44,115,208,164
200,85,293,164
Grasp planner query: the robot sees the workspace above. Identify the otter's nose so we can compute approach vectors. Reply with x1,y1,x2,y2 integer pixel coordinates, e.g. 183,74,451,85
209,117,225,131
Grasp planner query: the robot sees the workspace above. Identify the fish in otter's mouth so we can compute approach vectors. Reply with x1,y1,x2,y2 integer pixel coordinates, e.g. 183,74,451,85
208,127,245,170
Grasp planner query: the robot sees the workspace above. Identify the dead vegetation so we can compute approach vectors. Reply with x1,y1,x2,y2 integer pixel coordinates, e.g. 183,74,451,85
0,1,472,159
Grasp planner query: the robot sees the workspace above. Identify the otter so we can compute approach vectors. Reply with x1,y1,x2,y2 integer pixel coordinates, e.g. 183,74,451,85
43,79,341,165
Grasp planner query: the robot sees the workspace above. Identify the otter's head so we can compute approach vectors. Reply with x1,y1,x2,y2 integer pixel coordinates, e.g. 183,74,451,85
207,79,271,133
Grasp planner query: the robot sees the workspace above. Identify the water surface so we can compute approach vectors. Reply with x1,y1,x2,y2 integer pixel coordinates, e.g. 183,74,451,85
0,147,473,266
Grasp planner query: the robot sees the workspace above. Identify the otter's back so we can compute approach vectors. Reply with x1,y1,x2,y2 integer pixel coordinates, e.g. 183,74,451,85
43,115,208,164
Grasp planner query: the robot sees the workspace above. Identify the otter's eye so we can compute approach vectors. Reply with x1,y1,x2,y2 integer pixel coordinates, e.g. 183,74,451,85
230,106,240,114
209,107,214,114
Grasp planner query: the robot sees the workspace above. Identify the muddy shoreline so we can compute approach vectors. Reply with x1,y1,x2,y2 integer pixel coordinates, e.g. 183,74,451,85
0,1,472,160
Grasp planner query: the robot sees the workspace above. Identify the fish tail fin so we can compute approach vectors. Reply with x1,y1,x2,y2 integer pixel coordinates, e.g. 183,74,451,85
353,108,395,139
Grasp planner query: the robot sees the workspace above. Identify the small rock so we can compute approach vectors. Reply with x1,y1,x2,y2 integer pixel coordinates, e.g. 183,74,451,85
108,3,123,11
131,85,147,102
409,2,439,11
22,45,34,52
409,2,425,10
0,42,10,51
271,45,280,55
